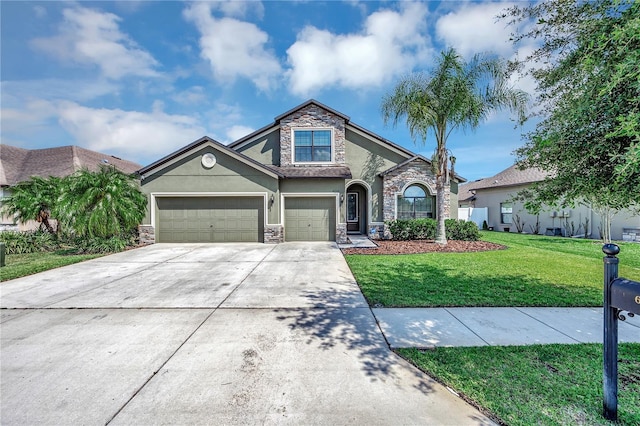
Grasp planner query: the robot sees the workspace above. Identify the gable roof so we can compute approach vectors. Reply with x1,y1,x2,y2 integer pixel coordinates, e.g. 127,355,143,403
459,164,549,202
0,144,141,186
137,136,283,180
226,100,466,182
378,155,466,183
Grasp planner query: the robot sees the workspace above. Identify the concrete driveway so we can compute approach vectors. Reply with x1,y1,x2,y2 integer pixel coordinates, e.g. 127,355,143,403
1,242,494,425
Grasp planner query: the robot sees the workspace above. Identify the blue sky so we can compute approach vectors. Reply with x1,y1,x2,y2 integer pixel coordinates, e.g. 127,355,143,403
1,1,537,181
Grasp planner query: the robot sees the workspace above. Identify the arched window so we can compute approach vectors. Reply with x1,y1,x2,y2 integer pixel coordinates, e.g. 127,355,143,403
397,184,434,219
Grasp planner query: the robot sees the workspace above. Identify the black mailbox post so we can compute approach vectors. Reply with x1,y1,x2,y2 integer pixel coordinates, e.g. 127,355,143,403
602,244,640,421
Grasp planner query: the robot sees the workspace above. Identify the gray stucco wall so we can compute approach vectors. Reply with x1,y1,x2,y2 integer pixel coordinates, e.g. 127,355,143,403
140,145,280,225
234,129,281,166
471,185,640,240
344,129,409,222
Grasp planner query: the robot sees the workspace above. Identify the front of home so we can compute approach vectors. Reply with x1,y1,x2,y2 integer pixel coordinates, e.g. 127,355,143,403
138,100,463,244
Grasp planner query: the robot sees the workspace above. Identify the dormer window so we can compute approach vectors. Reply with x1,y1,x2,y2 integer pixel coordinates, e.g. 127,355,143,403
293,129,332,163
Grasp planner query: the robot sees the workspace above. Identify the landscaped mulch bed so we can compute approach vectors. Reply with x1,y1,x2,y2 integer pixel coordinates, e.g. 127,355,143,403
342,239,507,255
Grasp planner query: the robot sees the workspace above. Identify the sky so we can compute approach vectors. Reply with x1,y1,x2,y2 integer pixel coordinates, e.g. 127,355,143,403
1,1,539,181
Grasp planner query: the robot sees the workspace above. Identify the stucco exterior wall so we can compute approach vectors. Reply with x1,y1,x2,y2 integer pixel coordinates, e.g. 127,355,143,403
344,129,408,223
234,129,281,166
140,146,280,225
472,185,640,240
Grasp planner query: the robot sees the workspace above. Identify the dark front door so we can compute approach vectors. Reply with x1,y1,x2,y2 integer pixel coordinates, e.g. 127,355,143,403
346,192,360,232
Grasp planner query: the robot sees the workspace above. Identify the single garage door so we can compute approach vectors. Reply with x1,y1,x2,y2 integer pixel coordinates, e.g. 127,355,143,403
157,197,264,243
284,197,335,241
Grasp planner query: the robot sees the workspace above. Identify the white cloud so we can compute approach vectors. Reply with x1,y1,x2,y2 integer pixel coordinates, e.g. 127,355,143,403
286,2,431,96
33,5,47,18
56,102,205,161
436,2,514,57
208,1,265,20
183,2,281,92
31,6,159,79
171,86,208,105
225,125,254,143
1,79,120,104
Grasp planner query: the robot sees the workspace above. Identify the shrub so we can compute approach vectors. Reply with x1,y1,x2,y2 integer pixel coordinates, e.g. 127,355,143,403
444,219,480,241
0,231,59,254
386,218,479,241
70,234,136,254
387,219,436,240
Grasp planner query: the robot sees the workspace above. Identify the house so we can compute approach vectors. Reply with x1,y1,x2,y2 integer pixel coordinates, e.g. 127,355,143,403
0,144,141,231
137,100,465,244
459,164,640,242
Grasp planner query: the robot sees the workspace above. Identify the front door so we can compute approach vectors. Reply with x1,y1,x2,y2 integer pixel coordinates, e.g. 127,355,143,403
346,192,359,232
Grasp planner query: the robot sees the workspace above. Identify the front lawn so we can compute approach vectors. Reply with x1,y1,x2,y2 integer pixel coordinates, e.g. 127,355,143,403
399,343,640,426
0,251,103,282
344,232,640,307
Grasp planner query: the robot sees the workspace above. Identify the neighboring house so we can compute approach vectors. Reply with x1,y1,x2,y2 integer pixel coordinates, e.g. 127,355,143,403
138,100,465,244
459,164,640,242
0,144,141,231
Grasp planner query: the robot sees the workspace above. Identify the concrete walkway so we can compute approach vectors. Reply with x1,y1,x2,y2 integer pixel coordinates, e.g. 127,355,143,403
1,242,495,426
373,307,640,348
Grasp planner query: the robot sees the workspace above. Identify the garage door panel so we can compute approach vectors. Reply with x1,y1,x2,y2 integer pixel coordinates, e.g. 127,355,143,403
284,197,335,242
157,197,263,243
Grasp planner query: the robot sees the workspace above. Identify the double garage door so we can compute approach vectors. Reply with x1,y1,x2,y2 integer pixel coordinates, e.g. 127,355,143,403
284,197,335,241
157,197,263,243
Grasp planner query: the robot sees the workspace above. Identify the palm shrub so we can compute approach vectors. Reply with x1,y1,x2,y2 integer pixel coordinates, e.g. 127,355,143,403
1,176,62,233
0,231,59,254
57,166,146,238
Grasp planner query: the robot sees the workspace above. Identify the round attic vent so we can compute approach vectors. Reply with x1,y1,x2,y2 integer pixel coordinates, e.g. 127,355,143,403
201,153,216,169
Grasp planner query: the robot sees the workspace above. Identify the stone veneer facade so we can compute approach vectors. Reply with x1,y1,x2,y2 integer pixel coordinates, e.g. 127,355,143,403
381,159,450,238
279,104,346,166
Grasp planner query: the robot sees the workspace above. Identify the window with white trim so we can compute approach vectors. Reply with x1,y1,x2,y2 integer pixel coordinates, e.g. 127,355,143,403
500,202,513,224
397,185,434,219
293,129,332,162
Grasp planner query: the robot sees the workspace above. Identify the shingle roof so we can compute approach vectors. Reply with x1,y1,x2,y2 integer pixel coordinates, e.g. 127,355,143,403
268,166,352,179
0,144,142,186
458,164,549,202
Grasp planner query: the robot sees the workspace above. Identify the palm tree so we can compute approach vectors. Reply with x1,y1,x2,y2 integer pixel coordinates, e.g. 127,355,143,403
1,176,62,233
57,166,146,238
382,48,528,244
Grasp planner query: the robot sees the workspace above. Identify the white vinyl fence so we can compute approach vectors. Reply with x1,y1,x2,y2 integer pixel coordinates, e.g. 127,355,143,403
458,207,488,229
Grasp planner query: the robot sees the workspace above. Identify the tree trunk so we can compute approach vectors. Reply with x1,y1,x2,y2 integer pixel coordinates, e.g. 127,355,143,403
435,179,447,244
434,133,448,245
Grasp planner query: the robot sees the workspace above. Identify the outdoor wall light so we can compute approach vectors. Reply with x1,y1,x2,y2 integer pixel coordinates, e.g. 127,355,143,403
270,194,275,204
340,194,344,204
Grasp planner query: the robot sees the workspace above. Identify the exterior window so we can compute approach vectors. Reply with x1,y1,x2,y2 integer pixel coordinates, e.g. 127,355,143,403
397,185,434,219
294,130,332,162
501,203,513,224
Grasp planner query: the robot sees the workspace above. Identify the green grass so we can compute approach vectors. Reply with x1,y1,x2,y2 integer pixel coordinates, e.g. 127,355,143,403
344,232,640,307
1,251,103,282
398,343,640,426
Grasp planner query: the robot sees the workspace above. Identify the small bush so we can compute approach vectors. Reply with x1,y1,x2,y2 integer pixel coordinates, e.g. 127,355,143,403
387,219,436,240
386,218,479,241
0,231,59,254
444,219,480,241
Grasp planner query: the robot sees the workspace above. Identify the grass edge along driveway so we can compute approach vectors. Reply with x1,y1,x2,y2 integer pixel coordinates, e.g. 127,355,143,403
0,251,103,282
398,343,640,426
344,232,640,308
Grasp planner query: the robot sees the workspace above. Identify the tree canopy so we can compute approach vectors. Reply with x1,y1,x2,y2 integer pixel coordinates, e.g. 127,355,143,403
381,48,528,244
505,0,640,228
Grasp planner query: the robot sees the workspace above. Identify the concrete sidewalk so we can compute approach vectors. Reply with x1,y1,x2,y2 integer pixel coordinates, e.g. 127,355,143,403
373,307,640,348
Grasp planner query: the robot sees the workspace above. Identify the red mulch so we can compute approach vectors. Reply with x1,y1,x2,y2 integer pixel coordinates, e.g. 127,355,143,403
342,239,507,255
